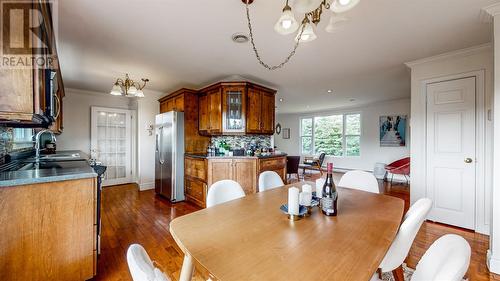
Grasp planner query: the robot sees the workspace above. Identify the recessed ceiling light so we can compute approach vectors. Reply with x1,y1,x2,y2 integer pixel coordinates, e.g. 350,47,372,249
231,33,249,43
279,98,284,102
327,89,333,93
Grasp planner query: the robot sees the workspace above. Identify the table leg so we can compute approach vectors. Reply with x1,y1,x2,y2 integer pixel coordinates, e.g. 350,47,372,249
179,254,194,281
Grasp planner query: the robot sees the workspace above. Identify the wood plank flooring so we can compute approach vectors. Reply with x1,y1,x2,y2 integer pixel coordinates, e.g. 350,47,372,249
95,174,500,281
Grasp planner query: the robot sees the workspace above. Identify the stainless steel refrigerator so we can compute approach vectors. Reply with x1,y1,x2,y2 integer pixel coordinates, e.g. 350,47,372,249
155,111,185,202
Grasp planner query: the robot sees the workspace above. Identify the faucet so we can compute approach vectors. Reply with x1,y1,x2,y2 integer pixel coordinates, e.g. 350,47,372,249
35,129,57,161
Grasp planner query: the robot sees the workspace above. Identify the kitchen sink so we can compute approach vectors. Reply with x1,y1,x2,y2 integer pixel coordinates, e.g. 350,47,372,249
24,153,83,163
18,162,64,170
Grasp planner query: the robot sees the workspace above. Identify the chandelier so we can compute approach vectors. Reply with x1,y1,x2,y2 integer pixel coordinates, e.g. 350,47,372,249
244,0,360,70
109,74,149,98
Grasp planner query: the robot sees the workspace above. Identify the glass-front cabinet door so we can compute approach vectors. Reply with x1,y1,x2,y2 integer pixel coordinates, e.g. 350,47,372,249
222,86,246,133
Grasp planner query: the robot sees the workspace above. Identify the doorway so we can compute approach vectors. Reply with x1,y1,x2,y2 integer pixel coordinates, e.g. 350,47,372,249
425,77,476,229
91,107,134,186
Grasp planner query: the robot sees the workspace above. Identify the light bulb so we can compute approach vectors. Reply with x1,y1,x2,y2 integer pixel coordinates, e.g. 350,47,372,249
330,0,360,13
295,22,317,43
274,6,299,35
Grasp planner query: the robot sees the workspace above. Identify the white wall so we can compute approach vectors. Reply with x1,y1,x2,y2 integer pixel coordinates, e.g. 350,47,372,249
406,44,493,235
58,88,161,191
57,88,132,153
274,98,410,172
136,93,160,190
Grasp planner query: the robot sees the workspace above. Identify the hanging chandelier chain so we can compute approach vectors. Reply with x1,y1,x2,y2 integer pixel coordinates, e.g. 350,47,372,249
245,0,305,71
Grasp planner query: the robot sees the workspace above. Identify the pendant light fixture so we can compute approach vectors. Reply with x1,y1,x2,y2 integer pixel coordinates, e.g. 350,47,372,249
109,74,149,98
274,1,299,35
243,0,361,70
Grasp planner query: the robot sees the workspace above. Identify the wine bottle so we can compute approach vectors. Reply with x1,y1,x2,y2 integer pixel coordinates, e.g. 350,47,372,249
321,163,338,216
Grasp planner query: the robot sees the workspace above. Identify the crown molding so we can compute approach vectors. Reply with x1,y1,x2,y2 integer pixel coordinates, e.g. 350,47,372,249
404,43,492,68
481,3,500,23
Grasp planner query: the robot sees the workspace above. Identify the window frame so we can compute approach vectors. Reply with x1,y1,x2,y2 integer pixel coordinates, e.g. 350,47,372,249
299,112,361,157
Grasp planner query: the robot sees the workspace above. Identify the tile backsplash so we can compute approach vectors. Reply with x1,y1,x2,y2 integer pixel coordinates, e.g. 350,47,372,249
0,127,34,162
0,127,13,160
211,135,271,149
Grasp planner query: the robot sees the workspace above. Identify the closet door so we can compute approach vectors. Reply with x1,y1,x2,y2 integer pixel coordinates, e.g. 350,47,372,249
91,107,133,186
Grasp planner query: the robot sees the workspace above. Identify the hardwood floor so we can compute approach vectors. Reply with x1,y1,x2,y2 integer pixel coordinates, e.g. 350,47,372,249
95,174,500,281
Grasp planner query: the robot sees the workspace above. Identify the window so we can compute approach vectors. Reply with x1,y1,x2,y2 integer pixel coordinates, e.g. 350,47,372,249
12,128,33,150
300,113,361,156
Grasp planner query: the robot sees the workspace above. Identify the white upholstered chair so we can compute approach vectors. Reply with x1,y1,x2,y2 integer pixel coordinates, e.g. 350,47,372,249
127,244,170,281
259,171,284,192
338,170,380,194
411,234,471,281
206,180,245,208
375,198,432,280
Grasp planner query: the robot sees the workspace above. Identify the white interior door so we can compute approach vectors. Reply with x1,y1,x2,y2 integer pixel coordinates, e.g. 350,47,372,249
426,77,476,229
91,107,133,186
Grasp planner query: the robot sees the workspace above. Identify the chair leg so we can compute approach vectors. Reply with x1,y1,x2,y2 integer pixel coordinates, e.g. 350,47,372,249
392,265,404,281
390,173,394,188
179,254,194,281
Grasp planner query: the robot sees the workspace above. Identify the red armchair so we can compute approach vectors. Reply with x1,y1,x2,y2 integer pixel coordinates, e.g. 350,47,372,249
385,157,410,185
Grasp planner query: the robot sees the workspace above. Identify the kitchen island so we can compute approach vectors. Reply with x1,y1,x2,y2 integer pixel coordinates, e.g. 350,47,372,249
184,153,287,208
0,150,98,280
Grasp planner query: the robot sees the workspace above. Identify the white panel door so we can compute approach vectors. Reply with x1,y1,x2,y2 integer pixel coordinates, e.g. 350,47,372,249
426,77,476,229
91,107,133,186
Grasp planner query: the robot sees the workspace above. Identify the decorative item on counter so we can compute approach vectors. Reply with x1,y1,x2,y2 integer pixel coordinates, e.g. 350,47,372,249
45,142,56,154
287,187,301,220
315,178,325,198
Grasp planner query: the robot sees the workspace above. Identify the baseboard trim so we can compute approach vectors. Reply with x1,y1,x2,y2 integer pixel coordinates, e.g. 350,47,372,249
139,182,154,191
487,250,500,274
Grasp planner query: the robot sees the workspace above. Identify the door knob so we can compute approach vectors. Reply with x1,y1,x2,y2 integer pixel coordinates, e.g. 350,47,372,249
464,158,473,163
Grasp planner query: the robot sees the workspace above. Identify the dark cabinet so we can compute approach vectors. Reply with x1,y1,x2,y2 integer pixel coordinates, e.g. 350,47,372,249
199,82,275,136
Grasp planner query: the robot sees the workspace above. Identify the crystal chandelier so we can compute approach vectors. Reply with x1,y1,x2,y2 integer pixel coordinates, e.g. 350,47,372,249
110,74,149,98
244,0,360,70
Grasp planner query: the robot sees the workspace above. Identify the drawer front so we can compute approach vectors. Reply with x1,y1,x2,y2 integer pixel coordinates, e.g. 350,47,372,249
185,157,206,181
185,179,206,206
259,157,286,171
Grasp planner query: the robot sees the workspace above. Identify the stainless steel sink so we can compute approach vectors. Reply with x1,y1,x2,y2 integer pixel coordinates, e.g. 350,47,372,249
24,153,83,163
18,162,64,170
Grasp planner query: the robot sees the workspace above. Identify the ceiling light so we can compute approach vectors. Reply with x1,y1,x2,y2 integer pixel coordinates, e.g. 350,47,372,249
327,89,333,93
242,0,360,70
294,0,324,13
279,98,284,102
325,14,348,33
110,83,123,96
295,20,317,42
274,2,299,35
330,0,360,13
110,74,149,98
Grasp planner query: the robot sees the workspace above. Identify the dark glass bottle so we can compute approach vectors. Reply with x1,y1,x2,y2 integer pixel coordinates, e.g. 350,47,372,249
321,163,338,216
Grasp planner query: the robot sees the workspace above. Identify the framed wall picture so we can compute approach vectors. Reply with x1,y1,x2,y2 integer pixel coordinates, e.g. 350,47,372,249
380,115,407,147
282,128,290,139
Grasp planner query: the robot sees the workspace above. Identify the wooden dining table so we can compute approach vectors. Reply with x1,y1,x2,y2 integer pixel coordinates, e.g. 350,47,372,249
170,182,405,281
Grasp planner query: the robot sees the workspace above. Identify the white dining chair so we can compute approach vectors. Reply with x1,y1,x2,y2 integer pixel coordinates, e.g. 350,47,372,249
259,171,284,192
206,180,245,208
411,234,471,281
338,170,380,194
375,198,433,279
127,244,170,281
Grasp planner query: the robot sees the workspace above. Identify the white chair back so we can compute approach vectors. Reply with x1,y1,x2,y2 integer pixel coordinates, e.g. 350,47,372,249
338,170,380,194
127,244,169,281
259,171,284,192
206,180,245,208
411,234,471,281
379,198,432,273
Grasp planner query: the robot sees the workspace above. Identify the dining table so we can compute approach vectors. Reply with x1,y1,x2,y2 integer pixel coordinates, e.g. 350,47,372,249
170,182,405,281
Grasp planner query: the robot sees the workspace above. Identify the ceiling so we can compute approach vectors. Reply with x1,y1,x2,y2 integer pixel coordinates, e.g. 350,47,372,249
57,0,497,114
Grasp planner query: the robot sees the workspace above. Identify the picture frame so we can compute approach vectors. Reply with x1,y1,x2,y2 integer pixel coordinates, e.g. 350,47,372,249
282,128,290,139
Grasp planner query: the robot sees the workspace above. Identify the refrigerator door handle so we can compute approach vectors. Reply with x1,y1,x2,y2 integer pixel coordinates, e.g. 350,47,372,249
158,126,165,164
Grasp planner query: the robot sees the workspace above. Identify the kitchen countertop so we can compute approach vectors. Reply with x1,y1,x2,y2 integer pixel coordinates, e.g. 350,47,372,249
0,150,97,187
185,152,288,159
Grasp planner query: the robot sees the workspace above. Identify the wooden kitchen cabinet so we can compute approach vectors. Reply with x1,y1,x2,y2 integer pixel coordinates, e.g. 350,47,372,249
246,86,275,134
199,81,275,136
207,158,257,196
159,89,210,153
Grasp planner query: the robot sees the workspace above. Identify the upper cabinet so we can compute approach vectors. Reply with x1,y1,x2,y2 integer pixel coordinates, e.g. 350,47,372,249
199,82,276,136
0,0,65,131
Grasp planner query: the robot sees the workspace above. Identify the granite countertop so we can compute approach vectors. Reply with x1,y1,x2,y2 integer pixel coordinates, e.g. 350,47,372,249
186,152,288,159
0,150,97,187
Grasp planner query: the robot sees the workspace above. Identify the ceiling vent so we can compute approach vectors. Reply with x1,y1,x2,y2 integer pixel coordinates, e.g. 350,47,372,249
232,33,249,43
